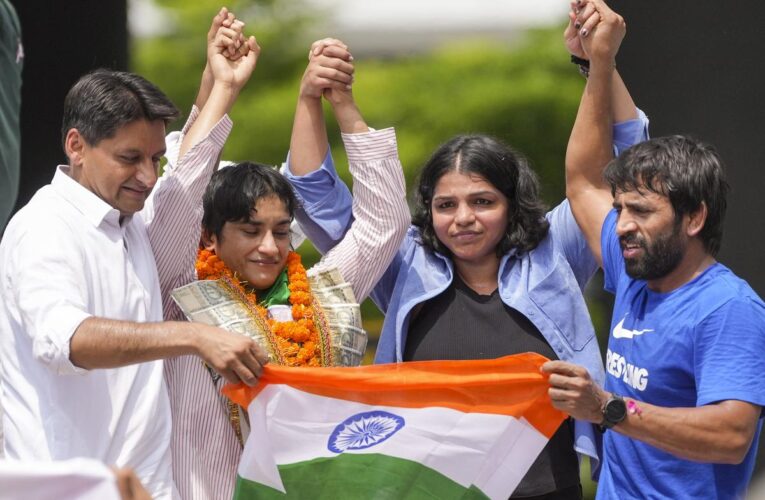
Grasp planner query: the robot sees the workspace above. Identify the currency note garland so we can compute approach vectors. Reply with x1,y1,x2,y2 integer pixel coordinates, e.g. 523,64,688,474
195,248,332,367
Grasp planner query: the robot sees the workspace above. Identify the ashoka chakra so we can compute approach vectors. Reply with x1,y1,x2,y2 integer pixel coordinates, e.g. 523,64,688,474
327,410,405,453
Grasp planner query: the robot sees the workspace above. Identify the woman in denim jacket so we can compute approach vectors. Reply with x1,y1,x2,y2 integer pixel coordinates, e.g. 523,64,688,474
286,7,647,497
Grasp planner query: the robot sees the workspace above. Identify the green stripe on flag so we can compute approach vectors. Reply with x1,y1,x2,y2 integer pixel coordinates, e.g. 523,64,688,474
234,453,490,499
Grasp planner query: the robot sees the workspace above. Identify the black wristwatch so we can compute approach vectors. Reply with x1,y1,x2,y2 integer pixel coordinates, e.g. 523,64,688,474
599,393,627,431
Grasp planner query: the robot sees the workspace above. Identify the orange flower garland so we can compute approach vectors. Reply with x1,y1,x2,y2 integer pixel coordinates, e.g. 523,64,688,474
195,248,322,367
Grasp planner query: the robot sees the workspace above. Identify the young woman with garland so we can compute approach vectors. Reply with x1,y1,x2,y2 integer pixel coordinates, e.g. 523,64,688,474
160,32,408,500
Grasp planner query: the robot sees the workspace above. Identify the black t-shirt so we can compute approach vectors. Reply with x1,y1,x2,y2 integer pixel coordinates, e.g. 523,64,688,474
405,275,580,498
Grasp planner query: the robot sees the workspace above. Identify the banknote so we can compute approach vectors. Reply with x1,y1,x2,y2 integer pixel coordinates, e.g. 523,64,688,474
321,303,362,328
308,267,346,290
172,281,269,345
313,283,357,305
171,280,236,315
329,323,368,355
187,302,251,325
335,345,364,367
219,318,268,343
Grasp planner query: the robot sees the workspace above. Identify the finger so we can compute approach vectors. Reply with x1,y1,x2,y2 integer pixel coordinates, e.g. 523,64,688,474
223,11,236,28
564,11,577,38
251,343,269,366
311,37,349,53
580,11,601,38
318,44,354,62
576,1,597,27
213,28,243,58
548,387,582,402
547,372,588,390
547,389,577,412
213,32,242,60
314,55,355,76
231,19,245,33
314,66,354,85
308,76,352,93
588,0,614,16
245,36,261,60
235,357,261,386
250,36,261,55
311,38,349,58
215,26,242,44
540,360,584,377
237,40,250,57
324,79,354,92
208,8,227,42
219,368,241,385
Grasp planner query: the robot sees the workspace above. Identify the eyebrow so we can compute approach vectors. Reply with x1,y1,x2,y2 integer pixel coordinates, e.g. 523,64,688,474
613,199,651,210
243,218,292,226
117,147,167,157
433,191,497,201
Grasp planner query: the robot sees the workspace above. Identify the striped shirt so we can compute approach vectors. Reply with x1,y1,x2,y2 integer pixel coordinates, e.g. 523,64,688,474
157,123,408,500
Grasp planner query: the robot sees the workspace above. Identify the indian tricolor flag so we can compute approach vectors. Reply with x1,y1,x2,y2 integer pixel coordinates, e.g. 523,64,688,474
224,353,565,500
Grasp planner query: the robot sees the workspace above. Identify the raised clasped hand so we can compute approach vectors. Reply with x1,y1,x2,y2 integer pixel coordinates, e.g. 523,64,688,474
301,37,355,107
207,7,261,91
565,0,625,65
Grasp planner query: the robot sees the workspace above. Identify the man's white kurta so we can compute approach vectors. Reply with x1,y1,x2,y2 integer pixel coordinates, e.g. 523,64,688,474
0,167,173,497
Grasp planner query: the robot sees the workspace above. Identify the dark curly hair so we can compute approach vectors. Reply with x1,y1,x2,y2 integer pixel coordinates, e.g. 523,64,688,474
604,135,729,256
412,134,549,256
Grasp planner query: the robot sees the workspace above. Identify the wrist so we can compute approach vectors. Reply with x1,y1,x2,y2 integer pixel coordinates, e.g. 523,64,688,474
208,81,241,110
570,54,590,78
298,90,322,104
334,105,367,134
589,53,617,72
599,392,627,431
177,322,204,356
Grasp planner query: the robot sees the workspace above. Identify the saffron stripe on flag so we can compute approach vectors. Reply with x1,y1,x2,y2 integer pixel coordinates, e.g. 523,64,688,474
224,352,564,438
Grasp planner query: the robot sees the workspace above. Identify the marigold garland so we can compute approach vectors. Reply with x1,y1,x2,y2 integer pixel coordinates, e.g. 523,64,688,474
195,248,322,367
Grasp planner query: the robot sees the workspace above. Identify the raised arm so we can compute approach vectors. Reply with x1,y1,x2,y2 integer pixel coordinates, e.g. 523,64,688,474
145,10,258,320
178,11,259,160
311,45,409,301
193,8,243,112
565,0,630,267
284,40,356,252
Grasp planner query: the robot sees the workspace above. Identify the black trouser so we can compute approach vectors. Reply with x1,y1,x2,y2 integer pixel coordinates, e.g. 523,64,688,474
512,484,583,500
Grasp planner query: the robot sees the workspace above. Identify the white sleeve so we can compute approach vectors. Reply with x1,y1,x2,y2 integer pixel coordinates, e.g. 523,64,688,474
9,224,90,375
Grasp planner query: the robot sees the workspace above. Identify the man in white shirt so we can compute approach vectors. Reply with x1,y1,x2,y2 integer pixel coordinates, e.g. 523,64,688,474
0,9,266,498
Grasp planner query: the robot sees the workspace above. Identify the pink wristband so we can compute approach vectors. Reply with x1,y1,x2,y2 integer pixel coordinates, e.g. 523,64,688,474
627,399,642,416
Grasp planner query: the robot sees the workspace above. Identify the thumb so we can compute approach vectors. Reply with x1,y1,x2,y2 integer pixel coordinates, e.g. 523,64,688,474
208,8,227,43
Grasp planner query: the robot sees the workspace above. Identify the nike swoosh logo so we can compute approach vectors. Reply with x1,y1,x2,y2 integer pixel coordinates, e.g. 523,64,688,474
612,317,654,339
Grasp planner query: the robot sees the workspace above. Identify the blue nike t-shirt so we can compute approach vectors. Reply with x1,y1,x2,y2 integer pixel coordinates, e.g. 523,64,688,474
597,209,765,499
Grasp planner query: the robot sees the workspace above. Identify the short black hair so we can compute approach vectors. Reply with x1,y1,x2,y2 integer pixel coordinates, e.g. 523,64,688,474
202,162,298,239
412,134,549,256
61,68,179,149
605,135,729,256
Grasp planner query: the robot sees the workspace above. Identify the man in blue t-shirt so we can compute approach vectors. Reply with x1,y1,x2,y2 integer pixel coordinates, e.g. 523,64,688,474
542,0,765,498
